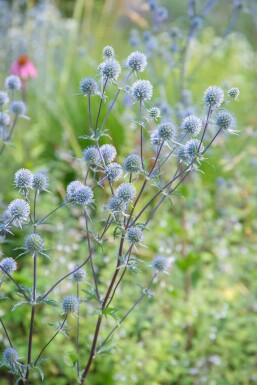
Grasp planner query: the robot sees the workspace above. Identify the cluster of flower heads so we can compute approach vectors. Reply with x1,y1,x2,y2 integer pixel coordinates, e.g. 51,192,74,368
66,181,93,206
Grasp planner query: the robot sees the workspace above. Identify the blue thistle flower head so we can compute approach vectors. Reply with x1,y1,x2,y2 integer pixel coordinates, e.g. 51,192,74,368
62,295,79,314
123,154,142,173
148,107,161,120
80,77,99,96
127,226,143,244
228,87,240,100
177,146,190,163
105,163,123,181
14,168,33,191
5,75,21,91
127,51,147,72
204,86,224,108
116,183,136,202
3,347,19,366
0,91,9,106
25,233,45,253
32,173,48,192
151,256,168,272
0,257,17,275
157,122,176,141
131,80,153,102
181,115,202,136
215,110,236,133
185,139,204,161
11,101,27,116
154,6,168,23
99,59,121,81
8,199,30,222
108,196,126,212
74,186,94,206
0,112,10,128
103,46,115,58
100,144,117,164
72,268,86,282
66,181,84,202
83,146,100,165
150,130,162,147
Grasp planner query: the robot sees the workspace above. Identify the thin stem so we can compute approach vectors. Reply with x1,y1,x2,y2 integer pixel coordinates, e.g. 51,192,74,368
0,318,13,347
25,306,36,384
76,283,80,376
34,314,68,366
95,79,108,130
139,101,144,170
37,203,66,225
88,95,93,130
0,266,30,301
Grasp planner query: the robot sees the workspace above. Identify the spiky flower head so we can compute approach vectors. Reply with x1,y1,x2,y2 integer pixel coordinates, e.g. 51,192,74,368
181,115,202,136
0,257,17,275
72,268,86,282
5,75,21,91
204,86,224,108
3,347,19,366
108,196,126,212
66,181,84,202
123,154,142,173
150,130,162,147
131,80,153,102
151,256,168,272
127,51,147,72
106,163,123,181
83,146,100,165
80,77,98,96
177,146,189,163
103,46,115,58
215,110,235,132
8,199,30,222
100,144,117,164
100,59,121,81
116,183,136,202
0,91,9,106
74,186,94,206
32,173,48,192
157,122,176,141
148,106,161,120
127,226,143,244
0,112,10,127
10,101,27,116
14,168,33,191
62,295,79,314
228,87,240,100
185,139,204,161
25,233,44,253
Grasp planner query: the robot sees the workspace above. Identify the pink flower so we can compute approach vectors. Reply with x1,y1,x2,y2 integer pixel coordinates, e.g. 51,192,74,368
11,55,37,82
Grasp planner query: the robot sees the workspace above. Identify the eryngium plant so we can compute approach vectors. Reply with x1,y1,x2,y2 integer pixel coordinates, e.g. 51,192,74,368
0,46,239,384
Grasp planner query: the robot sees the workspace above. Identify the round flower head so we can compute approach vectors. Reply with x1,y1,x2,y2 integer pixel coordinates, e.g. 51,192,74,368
127,51,147,72
0,257,17,275
66,181,84,202
74,186,94,206
80,77,98,96
123,154,142,173
177,146,190,163
116,183,136,202
100,144,117,164
181,115,202,136
151,256,168,272
0,91,9,106
32,173,48,192
148,107,161,120
185,139,204,161
157,122,176,141
215,110,235,132
0,112,10,128
3,347,19,366
228,87,239,100
72,268,86,282
14,168,33,191
103,46,115,58
204,86,224,108
25,233,44,253
11,101,27,116
5,75,21,91
150,130,162,147
127,226,143,244
155,6,168,23
8,199,30,222
100,59,121,81
62,295,79,314
108,196,126,212
83,146,100,165
131,80,153,102
106,163,123,181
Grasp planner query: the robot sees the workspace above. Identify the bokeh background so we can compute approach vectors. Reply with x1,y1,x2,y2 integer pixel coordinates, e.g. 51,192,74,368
0,0,257,384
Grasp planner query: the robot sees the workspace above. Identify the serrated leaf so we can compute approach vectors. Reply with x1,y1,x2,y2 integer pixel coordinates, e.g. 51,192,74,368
12,300,30,312
102,307,119,321
96,343,117,356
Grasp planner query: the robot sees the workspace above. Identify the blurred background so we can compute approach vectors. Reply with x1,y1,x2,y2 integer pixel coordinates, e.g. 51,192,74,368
0,0,257,384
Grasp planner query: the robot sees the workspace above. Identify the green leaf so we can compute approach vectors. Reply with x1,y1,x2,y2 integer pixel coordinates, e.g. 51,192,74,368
12,300,30,312
101,307,119,321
